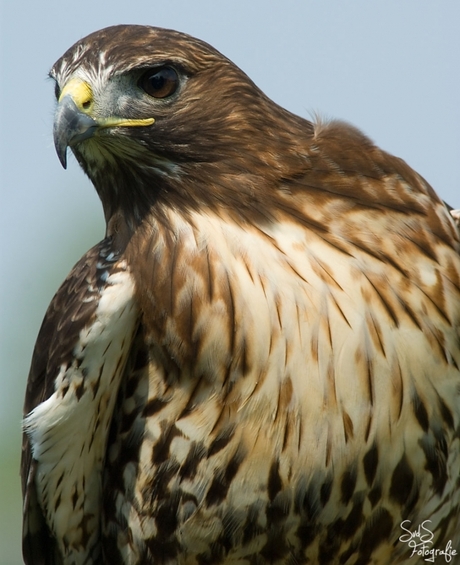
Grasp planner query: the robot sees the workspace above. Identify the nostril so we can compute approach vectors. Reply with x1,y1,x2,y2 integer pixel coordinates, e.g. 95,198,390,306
82,100,91,110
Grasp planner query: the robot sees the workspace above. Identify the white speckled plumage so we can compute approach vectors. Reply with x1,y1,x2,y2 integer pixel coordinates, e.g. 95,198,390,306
24,262,138,563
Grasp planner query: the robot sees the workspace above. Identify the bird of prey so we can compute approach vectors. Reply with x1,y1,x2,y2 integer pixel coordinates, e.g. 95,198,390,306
22,24,460,565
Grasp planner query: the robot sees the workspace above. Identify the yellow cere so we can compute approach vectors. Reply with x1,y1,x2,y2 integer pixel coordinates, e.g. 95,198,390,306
59,78,93,111
59,78,155,129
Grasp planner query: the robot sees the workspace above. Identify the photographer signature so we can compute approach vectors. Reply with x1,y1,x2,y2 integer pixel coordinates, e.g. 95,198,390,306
399,520,457,562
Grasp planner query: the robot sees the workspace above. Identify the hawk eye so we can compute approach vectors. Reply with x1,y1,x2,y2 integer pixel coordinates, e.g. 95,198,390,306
139,66,178,98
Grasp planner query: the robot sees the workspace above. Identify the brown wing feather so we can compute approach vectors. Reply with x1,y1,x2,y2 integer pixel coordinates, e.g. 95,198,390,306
21,237,119,565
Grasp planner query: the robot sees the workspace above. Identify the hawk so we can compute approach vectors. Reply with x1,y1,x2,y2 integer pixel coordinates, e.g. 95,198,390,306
22,24,460,565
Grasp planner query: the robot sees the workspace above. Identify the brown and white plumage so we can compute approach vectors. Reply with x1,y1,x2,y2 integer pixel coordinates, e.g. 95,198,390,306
22,24,460,565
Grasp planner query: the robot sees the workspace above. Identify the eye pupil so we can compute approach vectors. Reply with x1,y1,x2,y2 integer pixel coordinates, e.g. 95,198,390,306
150,74,165,91
139,66,178,98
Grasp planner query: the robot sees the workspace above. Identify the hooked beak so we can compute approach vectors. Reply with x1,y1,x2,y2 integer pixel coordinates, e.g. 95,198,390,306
53,78,155,169
53,94,98,169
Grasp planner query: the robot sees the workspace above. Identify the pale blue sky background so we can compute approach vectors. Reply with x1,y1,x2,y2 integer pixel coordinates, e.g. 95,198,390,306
0,1,459,563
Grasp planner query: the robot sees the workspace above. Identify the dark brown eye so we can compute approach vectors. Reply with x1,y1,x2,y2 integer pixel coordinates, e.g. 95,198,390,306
139,66,178,98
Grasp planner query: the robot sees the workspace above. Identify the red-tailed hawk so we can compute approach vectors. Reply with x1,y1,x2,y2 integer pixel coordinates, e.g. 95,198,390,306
22,24,460,565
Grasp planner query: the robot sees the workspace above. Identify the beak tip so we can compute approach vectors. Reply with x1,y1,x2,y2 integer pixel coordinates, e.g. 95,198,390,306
53,121,69,169
57,148,68,169
54,138,68,169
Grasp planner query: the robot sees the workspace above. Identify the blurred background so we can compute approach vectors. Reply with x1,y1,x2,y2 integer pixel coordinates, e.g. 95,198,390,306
1,1,459,563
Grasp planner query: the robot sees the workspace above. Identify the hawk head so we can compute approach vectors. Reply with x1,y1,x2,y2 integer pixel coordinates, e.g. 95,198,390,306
51,24,312,228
